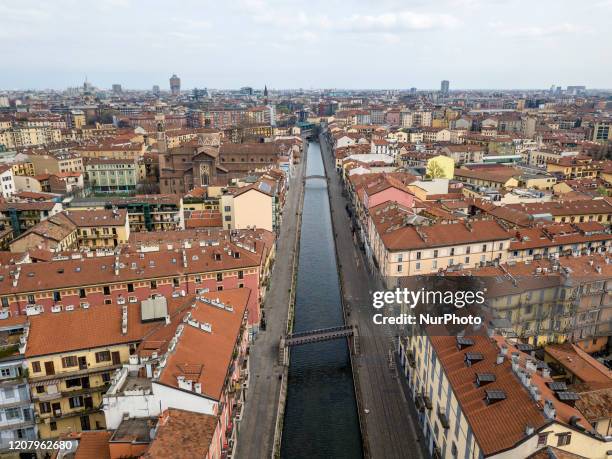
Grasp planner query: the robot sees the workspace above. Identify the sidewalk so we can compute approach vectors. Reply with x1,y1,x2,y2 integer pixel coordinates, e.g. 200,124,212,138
321,135,428,459
235,158,305,459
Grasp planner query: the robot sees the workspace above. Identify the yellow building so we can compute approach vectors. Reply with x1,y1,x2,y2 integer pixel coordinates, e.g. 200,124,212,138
547,156,599,179
63,209,131,248
11,161,35,177
25,303,156,438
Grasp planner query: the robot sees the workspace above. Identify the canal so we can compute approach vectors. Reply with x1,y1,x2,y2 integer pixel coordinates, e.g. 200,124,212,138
281,141,362,458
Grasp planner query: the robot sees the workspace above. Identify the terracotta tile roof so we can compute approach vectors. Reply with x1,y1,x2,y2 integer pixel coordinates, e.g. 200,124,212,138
378,220,511,252
430,335,548,456
545,343,612,383
505,200,612,217
25,301,166,357
156,288,250,400
64,209,128,227
572,382,612,422
58,431,112,459
143,408,217,459
0,232,272,296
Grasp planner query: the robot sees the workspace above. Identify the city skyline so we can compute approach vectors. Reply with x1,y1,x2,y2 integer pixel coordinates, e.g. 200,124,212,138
1,0,611,90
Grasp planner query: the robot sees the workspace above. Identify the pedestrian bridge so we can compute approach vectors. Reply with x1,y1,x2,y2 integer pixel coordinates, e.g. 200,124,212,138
279,325,359,363
303,174,327,181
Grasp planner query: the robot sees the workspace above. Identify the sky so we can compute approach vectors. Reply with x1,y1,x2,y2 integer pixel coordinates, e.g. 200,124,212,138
0,0,610,90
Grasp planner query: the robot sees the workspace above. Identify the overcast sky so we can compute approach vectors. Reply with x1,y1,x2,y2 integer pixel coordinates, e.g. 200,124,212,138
0,0,610,90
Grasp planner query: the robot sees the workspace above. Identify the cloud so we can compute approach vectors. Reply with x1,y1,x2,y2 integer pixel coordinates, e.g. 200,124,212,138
333,11,459,32
491,22,581,38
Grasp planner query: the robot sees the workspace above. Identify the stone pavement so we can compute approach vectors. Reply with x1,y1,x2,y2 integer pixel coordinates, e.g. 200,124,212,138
235,156,305,459
321,135,428,459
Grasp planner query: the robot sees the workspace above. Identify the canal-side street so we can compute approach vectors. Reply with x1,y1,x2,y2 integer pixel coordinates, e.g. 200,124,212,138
320,134,428,459
235,151,305,459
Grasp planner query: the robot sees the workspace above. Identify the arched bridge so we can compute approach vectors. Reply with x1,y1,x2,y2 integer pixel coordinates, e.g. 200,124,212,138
279,325,359,364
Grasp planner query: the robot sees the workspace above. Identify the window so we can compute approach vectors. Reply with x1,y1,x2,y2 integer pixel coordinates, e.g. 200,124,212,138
482,244,487,252
127,283,134,293
217,273,223,282
466,246,471,254
39,402,51,414
150,280,157,289
416,252,421,260
69,396,84,409
397,264,403,272
498,243,503,250
557,433,571,447
27,294,35,304
0,368,10,377
450,248,455,256
103,286,111,296
432,260,438,269
465,256,470,264
5,408,20,420
31,362,41,373
451,442,458,459
95,351,111,363
50,421,57,431
62,356,78,368
433,250,439,258
101,372,111,384
195,276,201,284
53,291,61,301
537,433,549,447
65,378,82,388
415,262,421,271
238,270,244,279
79,288,86,298
173,278,180,288
224,206,231,212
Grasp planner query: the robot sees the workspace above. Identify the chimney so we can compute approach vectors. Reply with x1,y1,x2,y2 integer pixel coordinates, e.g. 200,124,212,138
543,400,556,420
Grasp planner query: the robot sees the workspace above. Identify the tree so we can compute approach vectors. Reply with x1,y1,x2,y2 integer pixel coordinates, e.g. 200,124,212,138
426,161,447,179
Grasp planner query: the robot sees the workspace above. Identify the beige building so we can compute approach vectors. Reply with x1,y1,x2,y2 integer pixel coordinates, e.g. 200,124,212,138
398,332,612,459
29,152,83,175
367,217,512,286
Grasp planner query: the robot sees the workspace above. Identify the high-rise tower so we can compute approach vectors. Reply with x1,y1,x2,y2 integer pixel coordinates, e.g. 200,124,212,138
170,74,181,96
440,80,450,96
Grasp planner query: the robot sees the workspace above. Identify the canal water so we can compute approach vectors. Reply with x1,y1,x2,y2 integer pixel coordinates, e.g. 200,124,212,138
281,142,362,458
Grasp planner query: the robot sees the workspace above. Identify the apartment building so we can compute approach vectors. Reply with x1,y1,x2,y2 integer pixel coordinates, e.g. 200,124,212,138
9,213,78,253
28,152,83,175
74,142,145,161
0,229,274,326
63,209,130,248
504,200,612,224
457,254,612,352
68,195,184,233
0,166,15,199
367,218,512,286
398,332,612,458
25,300,167,438
103,289,251,459
508,223,612,262
0,201,63,238
0,318,36,452
547,155,601,179
85,158,145,193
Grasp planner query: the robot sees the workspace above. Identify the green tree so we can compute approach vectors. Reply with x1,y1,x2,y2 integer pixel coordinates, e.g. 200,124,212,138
426,161,447,179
